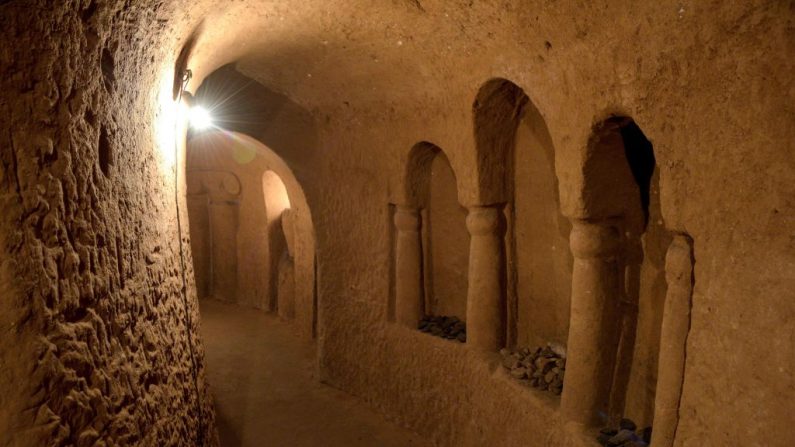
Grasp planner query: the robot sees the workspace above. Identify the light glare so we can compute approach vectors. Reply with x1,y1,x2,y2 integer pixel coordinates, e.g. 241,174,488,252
189,106,213,130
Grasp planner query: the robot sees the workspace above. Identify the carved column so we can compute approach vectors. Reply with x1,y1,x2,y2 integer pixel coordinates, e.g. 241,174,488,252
394,206,423,328
465,206,505,351
561,219,622,427
651,234,694,447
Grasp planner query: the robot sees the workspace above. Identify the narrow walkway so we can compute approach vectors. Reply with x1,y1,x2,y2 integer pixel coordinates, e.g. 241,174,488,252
200,299,430,447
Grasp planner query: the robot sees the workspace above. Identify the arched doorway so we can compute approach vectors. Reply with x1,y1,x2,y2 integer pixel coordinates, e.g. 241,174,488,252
185,130,317,337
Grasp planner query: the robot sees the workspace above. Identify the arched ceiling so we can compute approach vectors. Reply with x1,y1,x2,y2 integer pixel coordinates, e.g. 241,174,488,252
180,0,562,111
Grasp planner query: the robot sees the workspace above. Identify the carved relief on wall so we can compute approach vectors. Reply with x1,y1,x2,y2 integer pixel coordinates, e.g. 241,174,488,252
187,170,243,199
186,170,243,301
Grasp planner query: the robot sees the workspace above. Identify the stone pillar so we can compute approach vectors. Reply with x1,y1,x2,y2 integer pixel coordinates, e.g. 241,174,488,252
394,206,423,328
651,234,693,447
561,219,622,427
465,205,504,351
607,234,643,425
209,199,239,302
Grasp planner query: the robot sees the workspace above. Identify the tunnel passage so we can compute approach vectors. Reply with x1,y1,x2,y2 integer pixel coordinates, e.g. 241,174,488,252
183,61,317,335
185,130,315,330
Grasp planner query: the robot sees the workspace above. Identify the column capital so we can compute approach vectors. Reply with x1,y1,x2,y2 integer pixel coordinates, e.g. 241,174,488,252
569,219,621,259
394,206,420,232
466,205,502,236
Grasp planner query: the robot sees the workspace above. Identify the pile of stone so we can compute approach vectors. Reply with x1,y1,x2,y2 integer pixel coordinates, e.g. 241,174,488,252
418,315,466,342
499,345,565,395
597,419,651,447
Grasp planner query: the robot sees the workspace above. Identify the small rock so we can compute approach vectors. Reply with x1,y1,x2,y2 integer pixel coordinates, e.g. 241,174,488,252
607,429,637,446
456,332,466,343
640,426,652,444
535,356,550,369
619,418,637,432
510,368,528,379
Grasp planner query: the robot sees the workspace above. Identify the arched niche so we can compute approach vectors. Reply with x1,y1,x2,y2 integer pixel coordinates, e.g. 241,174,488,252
562,115,670,428
511,95,573,350
262,170,292,315
472,78,528,204
425,151,469,320
473,78,571,351
613,119,671,429
263,170,291,221
397,142,468,325
185,130,317,339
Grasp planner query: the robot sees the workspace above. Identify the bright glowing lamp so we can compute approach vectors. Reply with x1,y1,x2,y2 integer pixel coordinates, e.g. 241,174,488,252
188,106,213,130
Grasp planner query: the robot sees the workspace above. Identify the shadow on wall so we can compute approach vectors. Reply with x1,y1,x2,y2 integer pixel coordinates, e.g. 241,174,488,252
561,115,671,430
191,63,318,177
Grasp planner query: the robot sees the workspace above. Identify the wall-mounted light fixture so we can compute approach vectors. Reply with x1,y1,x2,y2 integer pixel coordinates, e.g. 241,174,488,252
180,69,215,131
188,106,213,130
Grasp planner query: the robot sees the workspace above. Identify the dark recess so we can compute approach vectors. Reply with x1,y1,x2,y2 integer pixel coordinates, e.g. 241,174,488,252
101,48,115,92
621,121,655,225
99,125,113,177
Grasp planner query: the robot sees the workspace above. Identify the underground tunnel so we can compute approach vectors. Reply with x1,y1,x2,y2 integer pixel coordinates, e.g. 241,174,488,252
1,1,794,446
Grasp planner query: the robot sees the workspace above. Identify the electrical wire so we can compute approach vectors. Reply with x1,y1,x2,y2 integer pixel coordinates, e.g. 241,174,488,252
173,69,206,445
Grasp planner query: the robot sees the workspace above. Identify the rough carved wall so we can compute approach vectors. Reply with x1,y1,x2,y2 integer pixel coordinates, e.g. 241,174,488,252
0,1,217,446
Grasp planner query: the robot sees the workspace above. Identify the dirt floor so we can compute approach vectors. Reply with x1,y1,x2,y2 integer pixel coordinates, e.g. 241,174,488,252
199,299,431,447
